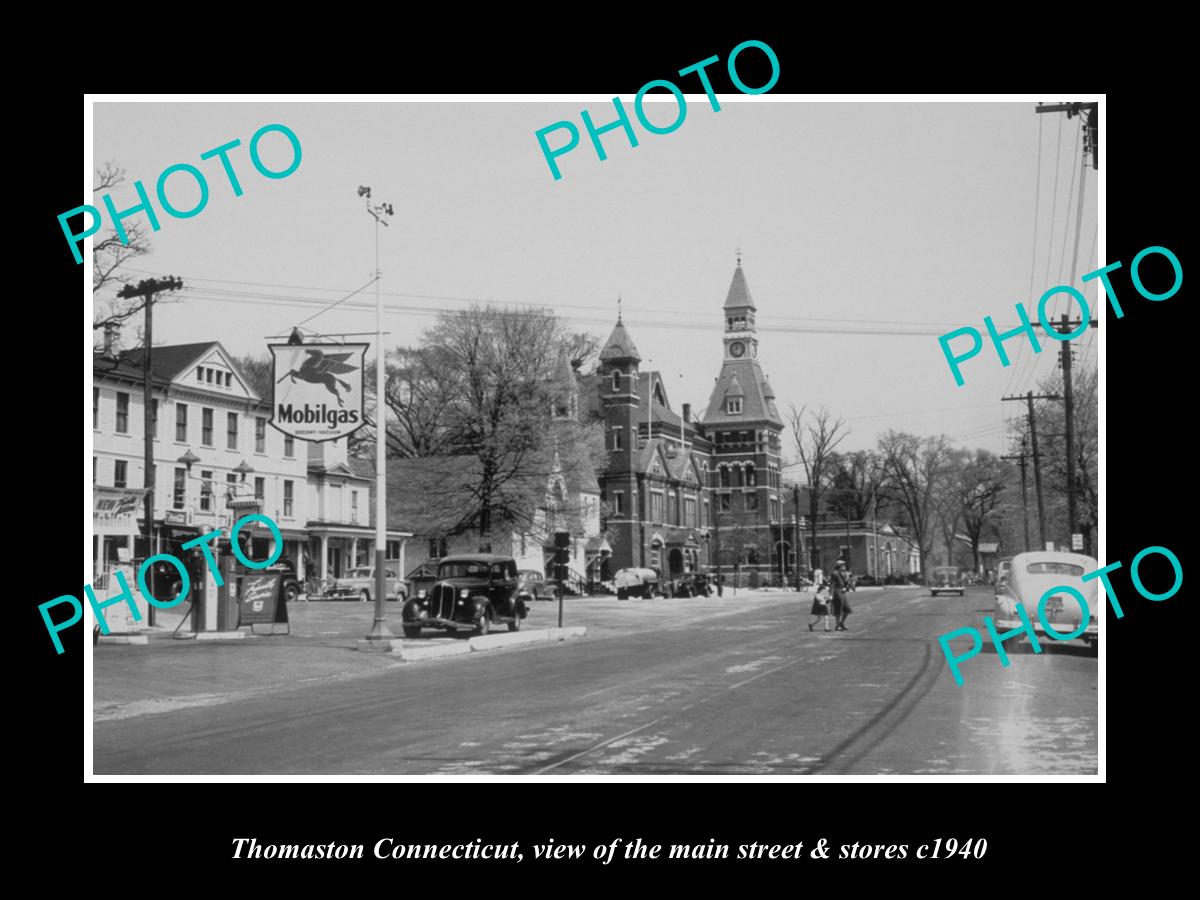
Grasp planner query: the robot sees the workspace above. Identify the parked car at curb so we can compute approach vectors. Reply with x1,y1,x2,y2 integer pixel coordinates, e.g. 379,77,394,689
401,554,529,638
930,566,965,596
994,551,1099,652
326,566,406,603
517,569,554,601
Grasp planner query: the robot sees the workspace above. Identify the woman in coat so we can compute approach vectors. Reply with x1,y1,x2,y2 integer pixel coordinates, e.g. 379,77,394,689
831,560,853,631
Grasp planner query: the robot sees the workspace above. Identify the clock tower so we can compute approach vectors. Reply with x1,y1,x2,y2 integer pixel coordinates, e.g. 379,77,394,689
703,253,785,582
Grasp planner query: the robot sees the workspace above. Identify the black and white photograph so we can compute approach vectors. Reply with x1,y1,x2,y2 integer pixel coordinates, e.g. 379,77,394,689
78,93,1111,780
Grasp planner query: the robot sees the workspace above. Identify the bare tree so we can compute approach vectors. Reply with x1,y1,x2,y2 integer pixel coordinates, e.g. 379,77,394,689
231,354,275,400
957,449,1010,571
91,163,156,342
787,404,847,571
877,431,953,581
563,331,602,373
826,450,887,522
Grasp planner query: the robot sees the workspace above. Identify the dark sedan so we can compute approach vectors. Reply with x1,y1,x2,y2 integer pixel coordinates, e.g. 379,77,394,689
401,554,528,638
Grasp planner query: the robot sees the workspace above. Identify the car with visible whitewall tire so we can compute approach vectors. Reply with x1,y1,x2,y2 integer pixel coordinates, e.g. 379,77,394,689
401,554,528,638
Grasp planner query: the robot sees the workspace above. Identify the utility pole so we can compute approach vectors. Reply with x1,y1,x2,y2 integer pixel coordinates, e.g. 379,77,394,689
1001,435,1032,552
116,277,183,625
1035,102,1098,169
359,186,395,642
1003,391,1058,549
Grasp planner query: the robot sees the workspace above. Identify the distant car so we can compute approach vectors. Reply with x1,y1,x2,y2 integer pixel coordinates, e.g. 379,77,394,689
401,554,528,638
994,551,1098,652
264,557,302,603
326,566,406,602
518,569,554,601
930,566,965,596
995,558,1013,595
855,573,877,587
665,573,712,598
613,567,660,600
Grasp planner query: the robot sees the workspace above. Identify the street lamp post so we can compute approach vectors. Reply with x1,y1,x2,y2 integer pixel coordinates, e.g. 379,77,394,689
360,186,394,642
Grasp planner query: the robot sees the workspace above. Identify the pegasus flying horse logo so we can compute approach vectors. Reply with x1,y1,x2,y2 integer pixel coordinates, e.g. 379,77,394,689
276,349,358,407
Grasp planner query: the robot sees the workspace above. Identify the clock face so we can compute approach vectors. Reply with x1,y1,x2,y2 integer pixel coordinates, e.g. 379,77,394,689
729,341,745,358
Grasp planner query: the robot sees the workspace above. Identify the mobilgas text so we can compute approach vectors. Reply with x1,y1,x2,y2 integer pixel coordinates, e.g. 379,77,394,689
275,403,360,428
938,544,1182,686
40,512,283,654
58,124,302,264
937,245,1182,387
534,40,780,181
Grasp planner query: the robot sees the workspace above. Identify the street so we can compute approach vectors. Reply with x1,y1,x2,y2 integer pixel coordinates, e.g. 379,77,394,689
93,586,1097,775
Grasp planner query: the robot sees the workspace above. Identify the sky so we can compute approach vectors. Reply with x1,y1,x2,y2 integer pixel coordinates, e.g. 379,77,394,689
91,98,1099,464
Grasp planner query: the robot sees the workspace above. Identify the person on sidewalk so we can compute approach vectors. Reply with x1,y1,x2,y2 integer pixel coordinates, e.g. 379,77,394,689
831,560,854,631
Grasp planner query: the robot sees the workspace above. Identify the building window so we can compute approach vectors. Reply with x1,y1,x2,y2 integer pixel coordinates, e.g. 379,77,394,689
113,460,127,488
612,427,622,451
612,370,621,391
225,372,233,387
197,367,204,382
386,540,400,559
428,537,447,559
254,476,265,501
726,397,742,415
150,399,159,439
650,490,664,522
685,497,696,527
173,468,186,510
283,480,294,517
255,417,266,453
720,467,730,488
200,471,214,511
202,408,214,446
284,434,295,457
746,464,756,486
226,412,238,450
613,492,623,515
93,457,97,483
93,388,100,429
207,369,214,383
745,491,758,511
115,392,129,433
702,499,709,527
176,403,188,442
351,490,359,521
720,493,731,512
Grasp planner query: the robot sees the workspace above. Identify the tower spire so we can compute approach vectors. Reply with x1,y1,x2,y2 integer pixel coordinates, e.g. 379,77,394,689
736,246,742,267
617,293,622,322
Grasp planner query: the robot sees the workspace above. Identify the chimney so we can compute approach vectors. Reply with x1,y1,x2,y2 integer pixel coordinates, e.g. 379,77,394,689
103,325,116,355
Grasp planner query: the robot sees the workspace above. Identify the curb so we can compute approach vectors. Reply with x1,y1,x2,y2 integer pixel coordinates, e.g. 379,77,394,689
469,630,551,652
391,641,472,661
547,626,587,641
98,634,149,646
194,631,248,641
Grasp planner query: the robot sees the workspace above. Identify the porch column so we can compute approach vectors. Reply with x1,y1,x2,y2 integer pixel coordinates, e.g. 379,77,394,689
319,534,329,583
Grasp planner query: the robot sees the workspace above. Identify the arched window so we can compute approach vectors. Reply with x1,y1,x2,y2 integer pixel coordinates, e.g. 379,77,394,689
746,464,756,487
719,466,730,488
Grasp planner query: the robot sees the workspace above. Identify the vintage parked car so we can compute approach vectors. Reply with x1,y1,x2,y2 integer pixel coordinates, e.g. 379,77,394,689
517,569,554,601
930,566,965,596
663,573,712,598
994,551,1099,652
325,566,406,603
401,554,529,638
995,558,1013,595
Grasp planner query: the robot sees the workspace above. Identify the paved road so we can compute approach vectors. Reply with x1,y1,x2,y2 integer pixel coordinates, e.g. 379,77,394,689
94,587,1097,775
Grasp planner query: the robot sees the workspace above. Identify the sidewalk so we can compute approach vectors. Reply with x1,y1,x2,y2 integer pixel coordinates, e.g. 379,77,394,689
93,590,794,720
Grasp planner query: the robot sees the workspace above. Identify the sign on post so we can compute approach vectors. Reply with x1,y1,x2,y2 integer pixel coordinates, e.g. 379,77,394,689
270,343,368,443
237,572,282,626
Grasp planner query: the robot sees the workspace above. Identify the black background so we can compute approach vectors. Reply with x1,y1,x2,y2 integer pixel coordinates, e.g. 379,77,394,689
27,23,1185,888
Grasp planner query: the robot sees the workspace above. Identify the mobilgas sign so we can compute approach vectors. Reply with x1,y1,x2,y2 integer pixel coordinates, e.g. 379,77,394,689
270,343,367,442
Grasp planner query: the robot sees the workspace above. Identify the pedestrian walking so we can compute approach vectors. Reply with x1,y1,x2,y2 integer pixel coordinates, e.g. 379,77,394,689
831,559,854,631
808,573,831,631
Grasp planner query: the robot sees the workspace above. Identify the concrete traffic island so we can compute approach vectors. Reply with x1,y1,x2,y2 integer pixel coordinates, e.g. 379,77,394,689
384,626,588,662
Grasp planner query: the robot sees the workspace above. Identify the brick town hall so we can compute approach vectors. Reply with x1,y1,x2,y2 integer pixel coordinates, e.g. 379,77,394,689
580,258,789,583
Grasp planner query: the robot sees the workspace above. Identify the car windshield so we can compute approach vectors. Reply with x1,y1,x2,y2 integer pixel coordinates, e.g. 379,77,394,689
348,569,371,578
439,561,490,579
1025,561,1084,576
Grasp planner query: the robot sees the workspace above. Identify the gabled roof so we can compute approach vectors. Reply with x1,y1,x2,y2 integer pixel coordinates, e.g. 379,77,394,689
94,341,262,403
599,318,641,364
723,264,756,311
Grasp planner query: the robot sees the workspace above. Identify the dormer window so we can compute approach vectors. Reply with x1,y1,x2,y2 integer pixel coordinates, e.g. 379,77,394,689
196,367,204,382
726,397,743,415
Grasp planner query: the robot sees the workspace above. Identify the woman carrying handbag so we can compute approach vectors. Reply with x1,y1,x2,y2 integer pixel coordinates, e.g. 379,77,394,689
808,567,831,632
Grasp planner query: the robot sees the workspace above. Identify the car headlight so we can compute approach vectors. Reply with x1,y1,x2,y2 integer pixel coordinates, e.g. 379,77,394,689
417,589,427,599
459,588,469,599
457,600,464,606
